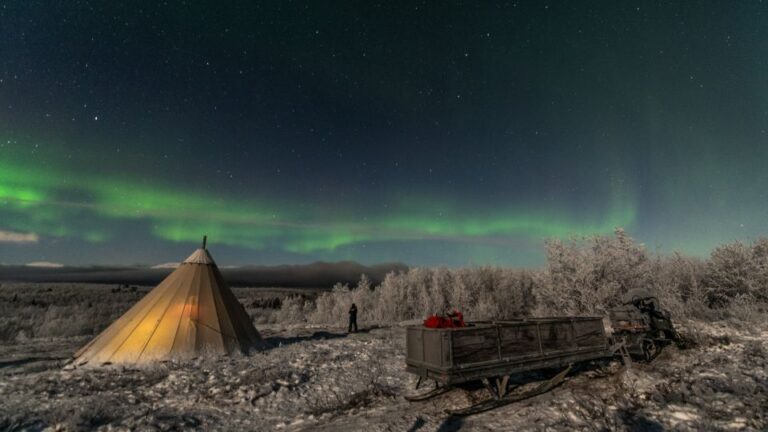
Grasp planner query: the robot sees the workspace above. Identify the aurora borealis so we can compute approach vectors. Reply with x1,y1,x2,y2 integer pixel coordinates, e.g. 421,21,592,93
1,2,767,266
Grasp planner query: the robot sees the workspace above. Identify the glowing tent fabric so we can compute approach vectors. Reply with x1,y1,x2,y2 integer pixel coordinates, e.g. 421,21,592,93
73,246,262,366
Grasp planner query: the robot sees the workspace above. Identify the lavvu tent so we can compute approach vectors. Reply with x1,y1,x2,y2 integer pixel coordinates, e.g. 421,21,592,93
73,237,263,366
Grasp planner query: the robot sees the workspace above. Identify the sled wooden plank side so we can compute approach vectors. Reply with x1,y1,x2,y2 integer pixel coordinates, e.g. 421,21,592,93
405,317,610,386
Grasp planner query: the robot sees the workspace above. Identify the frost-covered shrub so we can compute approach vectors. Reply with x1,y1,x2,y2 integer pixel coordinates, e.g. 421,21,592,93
37,305,94,338
308,275,378,324
455,267,535,320
285,268,535,325
651,253,710,320
304,353,396,416
705,241,754,306
0,283,293,341
49,395,122,431
742,339,767,366
727,294,764,324
280,230,767,325
750,237,768,301
536,229,654,315
704,237,768,306
0,284,146,341
273,295,313,323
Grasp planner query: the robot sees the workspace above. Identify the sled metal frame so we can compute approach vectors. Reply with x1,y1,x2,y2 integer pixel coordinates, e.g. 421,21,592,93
404,363,575,416
405,383,453,402
446,363,573,416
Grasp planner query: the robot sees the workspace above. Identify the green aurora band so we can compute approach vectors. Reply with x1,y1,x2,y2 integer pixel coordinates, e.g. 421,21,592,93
0,155,636,253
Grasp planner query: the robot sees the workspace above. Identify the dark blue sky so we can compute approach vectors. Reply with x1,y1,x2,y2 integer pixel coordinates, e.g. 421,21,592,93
1,1,767,266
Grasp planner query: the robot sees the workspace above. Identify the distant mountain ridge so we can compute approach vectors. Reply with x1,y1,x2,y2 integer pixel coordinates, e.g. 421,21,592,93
0,261,409,288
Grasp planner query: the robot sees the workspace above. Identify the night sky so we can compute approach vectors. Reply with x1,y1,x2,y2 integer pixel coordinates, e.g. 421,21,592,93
1,2,767,267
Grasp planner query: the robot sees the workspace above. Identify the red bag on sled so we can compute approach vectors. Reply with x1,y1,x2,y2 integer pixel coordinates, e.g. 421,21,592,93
423,310,465,328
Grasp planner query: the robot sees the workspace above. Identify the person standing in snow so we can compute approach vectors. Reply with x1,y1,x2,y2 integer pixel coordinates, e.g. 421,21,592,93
348,303,358,333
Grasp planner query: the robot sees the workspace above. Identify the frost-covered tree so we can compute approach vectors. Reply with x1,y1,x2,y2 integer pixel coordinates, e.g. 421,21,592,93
537,228,653,314
651,252,708,318
704,237,768,306
277,232,768,325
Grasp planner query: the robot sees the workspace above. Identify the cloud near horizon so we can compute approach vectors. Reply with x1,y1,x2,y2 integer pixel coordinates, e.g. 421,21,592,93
0,230,39,244
151,262,180,269
25,261,64,268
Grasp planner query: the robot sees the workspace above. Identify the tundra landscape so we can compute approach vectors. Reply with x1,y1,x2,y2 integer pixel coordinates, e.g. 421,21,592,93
1,232,766,431
4,1,768,431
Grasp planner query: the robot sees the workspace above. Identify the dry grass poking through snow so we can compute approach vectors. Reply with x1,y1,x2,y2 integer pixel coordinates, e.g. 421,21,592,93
0,283,316,343
0,318,765,430
0,327,407,431
0,284,149,342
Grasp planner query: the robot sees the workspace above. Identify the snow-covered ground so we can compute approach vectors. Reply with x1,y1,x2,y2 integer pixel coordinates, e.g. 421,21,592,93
1,320,766,431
